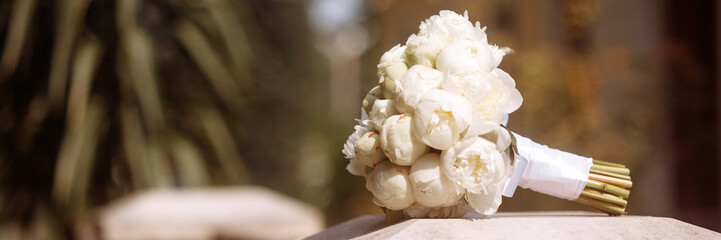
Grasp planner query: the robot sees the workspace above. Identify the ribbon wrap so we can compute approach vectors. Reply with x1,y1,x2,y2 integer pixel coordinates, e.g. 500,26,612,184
504,133,592,200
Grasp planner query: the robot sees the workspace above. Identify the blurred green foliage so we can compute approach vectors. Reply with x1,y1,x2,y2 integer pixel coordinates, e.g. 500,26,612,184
0,0,326,237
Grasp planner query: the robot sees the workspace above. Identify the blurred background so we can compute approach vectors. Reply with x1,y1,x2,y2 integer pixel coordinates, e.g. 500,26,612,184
0,0,719,238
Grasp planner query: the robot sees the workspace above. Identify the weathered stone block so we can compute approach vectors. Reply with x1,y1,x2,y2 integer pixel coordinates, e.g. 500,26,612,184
306,211,721,239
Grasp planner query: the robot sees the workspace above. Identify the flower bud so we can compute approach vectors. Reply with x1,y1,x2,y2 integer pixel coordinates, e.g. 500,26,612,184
365,161,415,210
354,131,386,167
378,44,407,76
381,114,430,166
378,45,409,99
342,119,373,160
362,86,384,115
394,65,443,113
413,89,473,150
369,99,399,130
381,63,409,99
409,153,464,207
385,62,409,82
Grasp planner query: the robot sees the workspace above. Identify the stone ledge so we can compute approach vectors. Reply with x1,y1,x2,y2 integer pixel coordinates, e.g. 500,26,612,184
100,186,324,240
305,211,721,239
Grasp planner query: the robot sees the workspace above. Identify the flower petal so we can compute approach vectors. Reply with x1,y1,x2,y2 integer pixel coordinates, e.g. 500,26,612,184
413,89,473,150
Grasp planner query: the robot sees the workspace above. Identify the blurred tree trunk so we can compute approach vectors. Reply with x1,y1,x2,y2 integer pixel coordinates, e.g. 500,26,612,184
664,0,720,230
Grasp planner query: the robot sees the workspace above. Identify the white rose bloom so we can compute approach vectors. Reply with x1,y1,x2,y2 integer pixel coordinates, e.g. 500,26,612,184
436,39,499,74
409,153,464,207
369,99,399,131
378,45,409,99
381,114,430,166
440,137,511,195
413,89,473,150
405,10,489,68
354,131,386,168
343,117,374,176
442,69,523,124
394,65,443,113
365,161,415,210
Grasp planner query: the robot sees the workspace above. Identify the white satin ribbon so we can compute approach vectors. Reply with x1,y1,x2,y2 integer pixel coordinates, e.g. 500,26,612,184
503,133,592,200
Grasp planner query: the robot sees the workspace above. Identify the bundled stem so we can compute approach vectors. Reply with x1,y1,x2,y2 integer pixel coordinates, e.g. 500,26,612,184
576,159,632,215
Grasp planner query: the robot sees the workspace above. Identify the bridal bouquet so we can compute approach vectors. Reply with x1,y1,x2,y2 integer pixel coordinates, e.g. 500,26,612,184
342,10,631,219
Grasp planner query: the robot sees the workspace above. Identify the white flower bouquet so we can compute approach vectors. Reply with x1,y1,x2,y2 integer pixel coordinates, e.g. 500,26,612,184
343,10,631,220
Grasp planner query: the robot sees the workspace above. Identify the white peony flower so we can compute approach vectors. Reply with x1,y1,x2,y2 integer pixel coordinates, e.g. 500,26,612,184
402,201,470,218
436,39,502,75
380,114,430,166
441,137,512,215
409,153,464,207
442,69,523,124
369,99,399,131
362,86,384,115
393,65,443,113
354,131,386,168
365,161,416,210
378,44,409,99
343,115,374,176
440,137,511,195
405,10,489,68
413,89,473,150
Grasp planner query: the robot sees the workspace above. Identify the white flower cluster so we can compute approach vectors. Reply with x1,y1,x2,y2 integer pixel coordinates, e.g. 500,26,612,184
343,10,522,217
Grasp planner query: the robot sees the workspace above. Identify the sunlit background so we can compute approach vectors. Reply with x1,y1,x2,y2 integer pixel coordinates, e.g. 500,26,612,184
0,0,719,238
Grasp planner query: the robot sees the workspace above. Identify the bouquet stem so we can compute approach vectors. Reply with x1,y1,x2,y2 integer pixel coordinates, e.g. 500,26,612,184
580,189,627,207
576,160,631,215
592,159,626,168
589,169,631,180
590,164,630,175
588,173,632,188
576,196,626,215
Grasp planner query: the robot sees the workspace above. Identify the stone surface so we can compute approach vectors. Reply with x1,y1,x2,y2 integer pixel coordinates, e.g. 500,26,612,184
306,211,721,240
99,186,324,240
